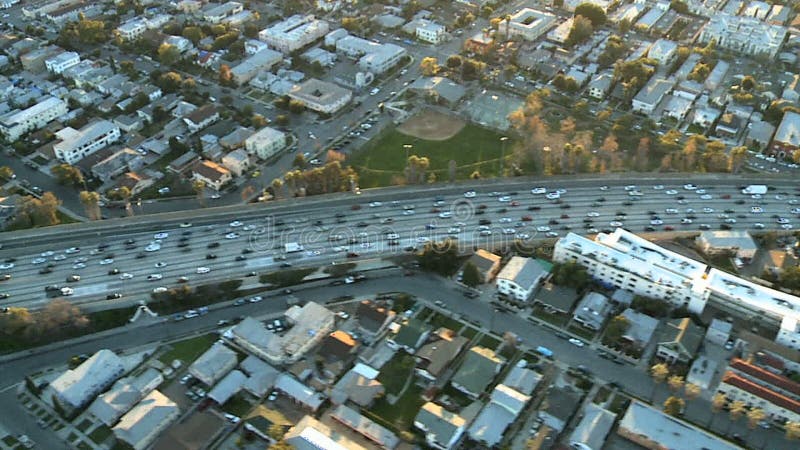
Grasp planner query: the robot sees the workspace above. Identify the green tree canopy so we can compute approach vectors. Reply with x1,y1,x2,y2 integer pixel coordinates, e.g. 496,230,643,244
417,239,461,276
574,3,606,26
50,164,83,186
462,261,481,287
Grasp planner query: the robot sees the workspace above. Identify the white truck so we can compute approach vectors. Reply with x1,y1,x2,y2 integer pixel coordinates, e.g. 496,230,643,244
741,185,768,195
284,242,304,253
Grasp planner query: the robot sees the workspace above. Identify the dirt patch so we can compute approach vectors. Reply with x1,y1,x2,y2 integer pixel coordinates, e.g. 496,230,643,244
396,109,465,141
152,410,224,450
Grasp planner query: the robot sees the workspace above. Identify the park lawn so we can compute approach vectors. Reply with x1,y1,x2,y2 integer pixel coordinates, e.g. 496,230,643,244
348,124,514,188
158,333,218,365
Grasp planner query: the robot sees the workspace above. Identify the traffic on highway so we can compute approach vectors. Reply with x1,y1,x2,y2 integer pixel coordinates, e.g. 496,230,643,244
0,178,798,311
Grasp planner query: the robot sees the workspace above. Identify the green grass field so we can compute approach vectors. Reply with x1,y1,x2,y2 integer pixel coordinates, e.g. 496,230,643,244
348,124,514,188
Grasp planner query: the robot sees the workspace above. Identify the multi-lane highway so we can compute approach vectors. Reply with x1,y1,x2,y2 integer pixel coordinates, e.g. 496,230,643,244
0,176,797,311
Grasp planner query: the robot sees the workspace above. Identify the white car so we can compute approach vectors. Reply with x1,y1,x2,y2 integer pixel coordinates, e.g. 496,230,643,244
447,227,461,234
60,287,74,296
72,263,86,269
650,219,663,225
599,186,609,191
153,287,168,294
31,258,46,265
696,189,707,194
724,218,737,224
653,185,664,190
498,196,511,202
502,228,516,235
154,232,169,240
569,338,585,347
624,185,637,191
609,221,623,227
684,184,698,190
438,212,452,219
753,222,765,229
665,208,678,214
155,262,167,268
545,192,560,200
0,263,13,269
179,222,192,228
53,254,66,261
777,217,790,224
145,244,161,252
249,296,263,303
700,194,713,200
416,237,430,243
64,247,80,254
403,209,415,215
369,201,383,207
464,191,476,198
225,232,240,239
702,207,714,213
665,190,678,195
586,212,600,217
147,274,163,281
99,258,114,265
751,206,763,213
229,221,243,227
479,230,492,236
41,251,54,257
681,218,693,224
531,187,546,195
196,267,211,274
119,273,134,280
499,217,512,223
782,224,793,230
516,233,531,239
546,231,559,237
536,226,551,232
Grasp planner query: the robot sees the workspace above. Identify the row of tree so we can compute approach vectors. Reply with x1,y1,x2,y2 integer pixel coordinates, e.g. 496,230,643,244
0,300,88,346
273,161,358,198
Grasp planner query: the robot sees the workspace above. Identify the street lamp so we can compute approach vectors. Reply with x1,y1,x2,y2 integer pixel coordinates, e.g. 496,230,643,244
499,136,508,175
403,144,413,168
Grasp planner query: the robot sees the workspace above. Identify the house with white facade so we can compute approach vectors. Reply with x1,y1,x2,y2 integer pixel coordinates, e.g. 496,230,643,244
496,257,548,302
45,51,79,74
416,20,446,44
47,349,125,414
244,126,286,160
0,96,68,141
112,390,179,450
53,120,121,165
648,39,678,66
414,402,466,450
258,15,330,53
202,1,243,24
230,48,282,85
632,78,673,115
116,18,147,41
289,78,352,114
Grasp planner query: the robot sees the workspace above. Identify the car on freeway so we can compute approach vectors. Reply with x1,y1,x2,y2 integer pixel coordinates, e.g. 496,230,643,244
0,263,13,270
197,267,211,274
99,258,114,265
64,247,80,254
147,274,163,281
144,243,161,252
229,220,243,227
154,232,169,240
225,232,239,239
568,338,585,347
66,275,80,282
31,258,46,265
106,293,123,300
60,287,74,296
531,187,546,194
153,287,168,294
179,222,192,228
545,192,560,200
249,296,262,303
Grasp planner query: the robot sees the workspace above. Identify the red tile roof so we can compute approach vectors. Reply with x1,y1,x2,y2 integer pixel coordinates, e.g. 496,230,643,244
729,358,800,397
722,372,800,414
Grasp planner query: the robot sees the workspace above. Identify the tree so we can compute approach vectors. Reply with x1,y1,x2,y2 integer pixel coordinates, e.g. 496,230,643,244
51,164,84,186
711,392,728,412
604,315,630,343
293,153,307,168
566,15,593,47
684,382,701,400
182,26,204,44
670,0,689,14
462,261,481,287
746,408,766,429
574,3,606,26
551,262,589,290
448,160,457,183
740,75,756,91
269,442,294,450
729,146,748,173
79,191,101,220
446,54,463,69
419,57,439,76
275,114,289,127
288,100,305,114
663,396,684,416
219,64,233,85
0,166,14,180
13,192,61,229
270,178,283,199
416,239,460,276
729,400,747,421
158,71,183,93
667,375,685,392
157,43,180,66
786,421,800,440
192,180,206,207
650,363,670,384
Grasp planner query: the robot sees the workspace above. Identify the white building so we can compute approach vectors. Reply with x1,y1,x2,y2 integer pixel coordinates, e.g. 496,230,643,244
258,14,330,54
0,96,68,141
244,126,286,160
289,78,352,115
696,230,758,260
88,368,163,426
48,349,125,414
163,35,193,54
45,51,79,74
230,48,282,85
54,120,121,165
716,358,800,424
416,20,446,44
116,18,147,41
244,38,269,56
648,39,678,66
587,72,613,100
203,1,243,24
632,78,673,115
112,390,179,450
189,342,238,386
285,415,368,450
698,13,787,59
500,8,557,41
414,402,466,450
496,257,548,302
221,148,249,176
334,34,407,75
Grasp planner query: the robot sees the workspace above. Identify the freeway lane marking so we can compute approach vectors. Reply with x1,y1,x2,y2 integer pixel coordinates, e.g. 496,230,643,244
73,283,112,296
245,257,275,268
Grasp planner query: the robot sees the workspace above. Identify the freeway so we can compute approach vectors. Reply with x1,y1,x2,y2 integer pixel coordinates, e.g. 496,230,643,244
0,175,798,311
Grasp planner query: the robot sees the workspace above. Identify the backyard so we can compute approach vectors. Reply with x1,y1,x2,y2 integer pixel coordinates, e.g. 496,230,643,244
347,123,514,188
377,352,416,395
158,333,218,365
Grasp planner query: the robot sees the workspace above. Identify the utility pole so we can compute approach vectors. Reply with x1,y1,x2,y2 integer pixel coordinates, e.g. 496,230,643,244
499,136,508,175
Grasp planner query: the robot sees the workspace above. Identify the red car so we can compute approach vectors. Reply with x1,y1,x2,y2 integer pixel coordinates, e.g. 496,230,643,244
664,226,674,231
510,201,520,207
521,215,533,222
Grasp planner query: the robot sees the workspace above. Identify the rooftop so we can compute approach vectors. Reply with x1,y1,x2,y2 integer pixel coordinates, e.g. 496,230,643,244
330,404,400,449
729,358,800,398
497,256,548,288
208,369,247,405
416,329,469,377
699,230,758,252
285,415,367,450
113,390,179,449
451,346,504,395
569,404,616,450
50,349,124,409
722,373,800,414
275,374,325,411
188,342,238,385
774,111,800,147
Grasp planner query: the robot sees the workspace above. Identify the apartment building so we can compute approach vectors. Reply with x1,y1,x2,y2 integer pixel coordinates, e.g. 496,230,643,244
44,51,79,74
415,20,446,44
554,229,800,353
230,48,282,85
202,1,243,24
116,18,147,41
53,120,121,165
258,15,330,54
698,13,787,59
500,8,557,41
495,257,548,302
288,78,352,115
244,126,286,160
771,111,800,158
716,358,800,424
632,78,674,115
0,96,67,141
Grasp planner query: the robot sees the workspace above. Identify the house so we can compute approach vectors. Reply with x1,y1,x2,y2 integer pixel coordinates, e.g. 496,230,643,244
112,390,179,450
496,257,548,302
330,363,384,407
356,300,396,336
706,318,733,346
662,95,693,121
502,364,542,395
468,384,531,446
88,368,163,426
0,96,68,141
163,35,193,53
656,318,704,364
568,404,616,450
463,32,494,55
450,346,505,398
573,292,613,331
587,72,613,100
533,282,580,314
619,308,659,349
715,112,744,139
415,328,469,380
113,114,143,133
716,357,800,424
244,126,286,160
230,48,282,85
183,105,219,133
416,20,446,44
746,120,776,150
617,401,739,450
188,342,237,386
207,369,247,405
318,330,358,364
408,77,466,106
167,151,200,174
202,1,244,24
538,387,582,432
258,14,330,54
47,349,125,414
192,160,232,191
632,78,673,115
288,78,352,115
771,111,800,158
387,318,430,353
693,105,722,128
117,18,147,41
91,148,144,182
113,172,153,196
330,404,400,450
687,356,718,390
648,39,678,66
465,249,501,284
274,374,325,411
44,51,79,74
239,355,279,397
285,415,367,450
221,148,249,177
696,230,758,261
414,402,466,450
